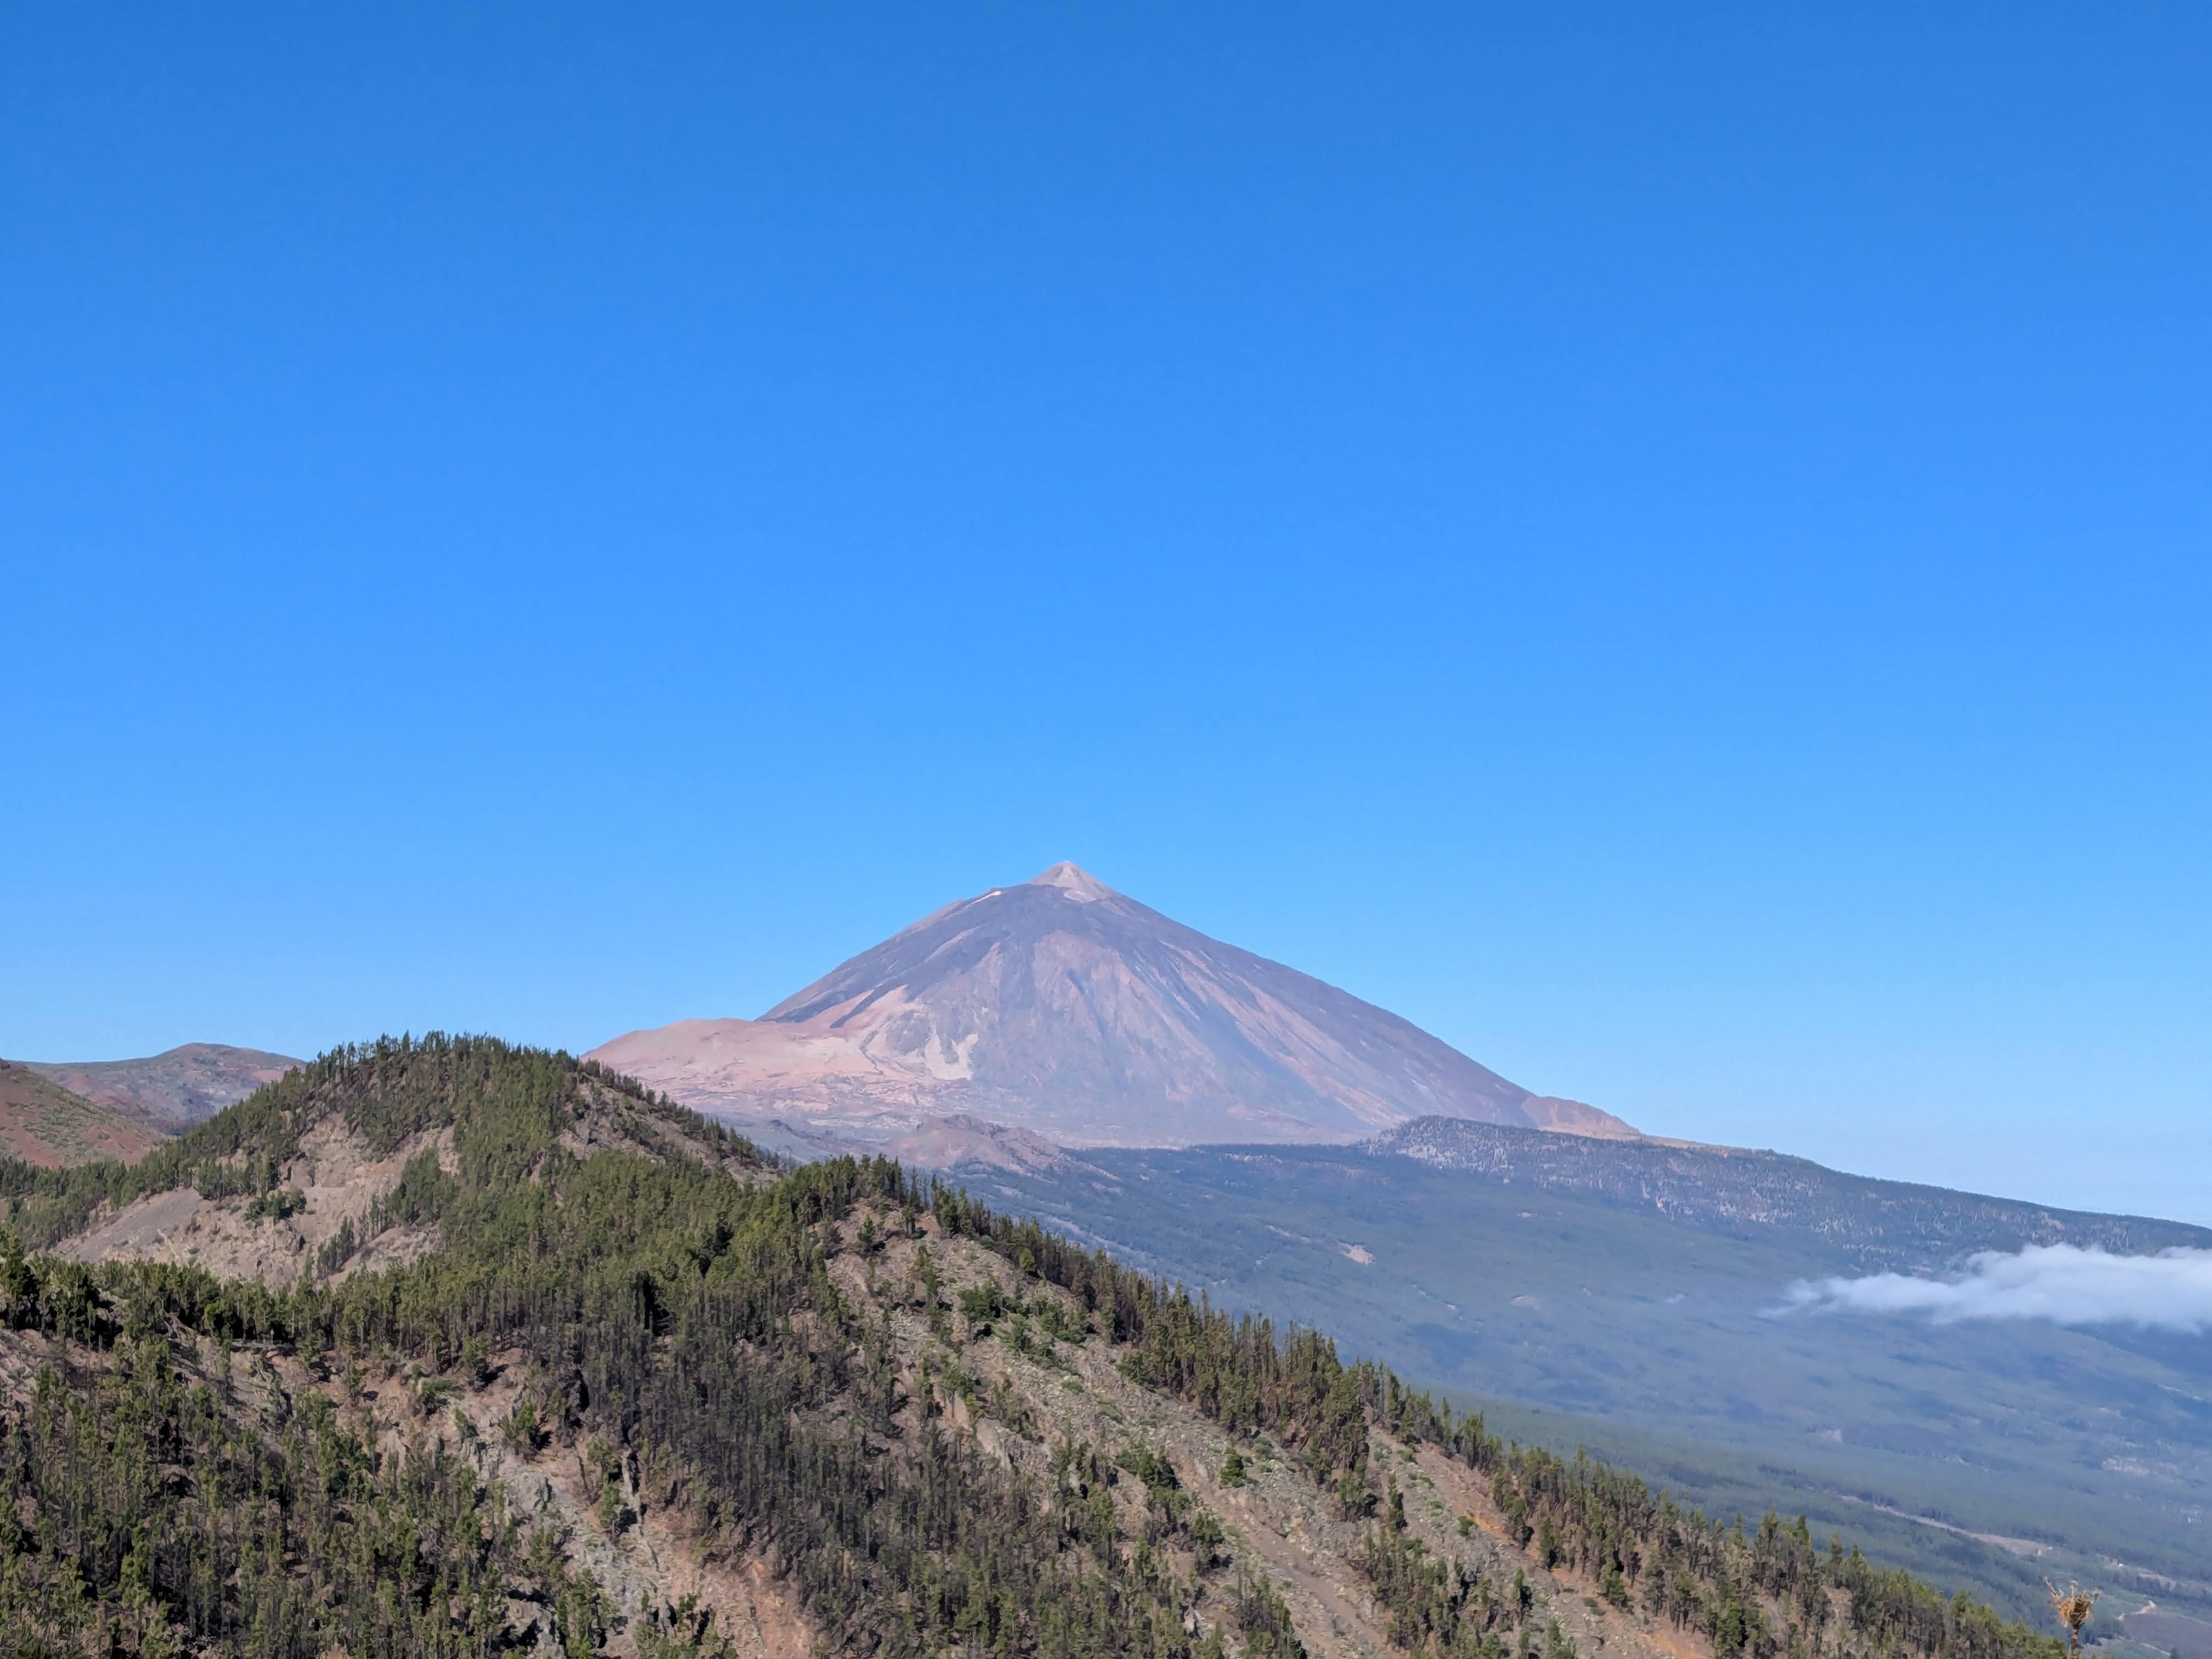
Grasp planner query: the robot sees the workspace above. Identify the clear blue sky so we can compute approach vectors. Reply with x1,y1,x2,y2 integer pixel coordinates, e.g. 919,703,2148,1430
4,6,2206,1222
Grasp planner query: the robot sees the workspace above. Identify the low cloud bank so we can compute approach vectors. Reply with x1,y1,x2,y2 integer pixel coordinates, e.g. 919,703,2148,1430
1780,1244,2212,1332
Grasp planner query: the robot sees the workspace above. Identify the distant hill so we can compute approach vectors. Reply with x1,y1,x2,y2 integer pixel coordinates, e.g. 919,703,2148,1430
592,861,1636,1147
1366,1115,2205,1265
25,1041,301,1132
0,1059,167,1166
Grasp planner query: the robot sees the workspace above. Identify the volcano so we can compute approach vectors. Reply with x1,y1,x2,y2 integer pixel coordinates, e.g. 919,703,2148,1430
589,862,1634,1148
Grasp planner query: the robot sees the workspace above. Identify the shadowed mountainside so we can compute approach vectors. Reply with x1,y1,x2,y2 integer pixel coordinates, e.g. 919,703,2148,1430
1365,1116,2207,1263
941,1127,2212,1626
591,862,1635,1148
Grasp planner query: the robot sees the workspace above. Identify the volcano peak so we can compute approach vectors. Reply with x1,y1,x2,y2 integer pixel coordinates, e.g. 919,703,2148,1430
1026,861,1115,901
589,864,1637,1149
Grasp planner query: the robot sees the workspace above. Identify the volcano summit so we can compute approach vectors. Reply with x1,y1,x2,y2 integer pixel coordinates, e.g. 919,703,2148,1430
590,862,1633,1148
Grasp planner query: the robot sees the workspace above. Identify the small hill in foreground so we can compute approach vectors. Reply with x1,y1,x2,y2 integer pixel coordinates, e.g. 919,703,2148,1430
0,1058,167,1167
592,862,1636,1148
1,1034,2070,1659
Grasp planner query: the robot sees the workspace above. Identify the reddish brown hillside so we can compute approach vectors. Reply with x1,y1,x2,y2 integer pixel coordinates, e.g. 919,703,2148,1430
0,1059,166,1167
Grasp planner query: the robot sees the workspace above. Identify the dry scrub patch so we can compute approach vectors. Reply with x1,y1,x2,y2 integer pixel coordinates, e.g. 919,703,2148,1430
56,1122,450,1288
828,1204,1696,1659
279,1345,815,1659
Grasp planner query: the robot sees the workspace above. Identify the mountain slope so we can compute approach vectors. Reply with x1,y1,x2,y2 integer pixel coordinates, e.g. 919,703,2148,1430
948,1128,2212,1623
591,862,1634,1147
25,1041,301,1131
0,1058,167,1166
1,1035,2069,1659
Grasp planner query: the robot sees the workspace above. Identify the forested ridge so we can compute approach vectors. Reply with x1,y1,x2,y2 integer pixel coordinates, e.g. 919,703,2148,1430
0,1036,2070,1659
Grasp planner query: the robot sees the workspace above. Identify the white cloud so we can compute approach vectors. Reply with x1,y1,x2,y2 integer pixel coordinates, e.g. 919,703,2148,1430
1779,1244,2212,1333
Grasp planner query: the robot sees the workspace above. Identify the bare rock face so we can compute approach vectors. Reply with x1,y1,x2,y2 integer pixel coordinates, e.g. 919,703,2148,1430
881,1113,1079,1175
590,863,1637,1149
